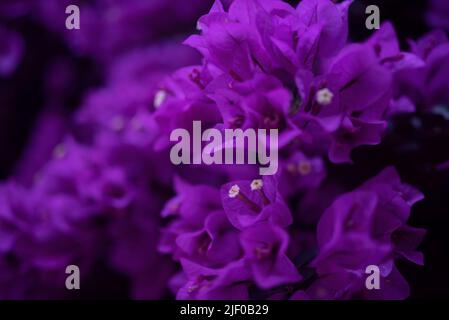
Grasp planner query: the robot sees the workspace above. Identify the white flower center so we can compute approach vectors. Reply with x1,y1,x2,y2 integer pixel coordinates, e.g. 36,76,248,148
316,88,334,106
250,179,263,191
228,184,240,198
298,160,312,175
153,89,167,109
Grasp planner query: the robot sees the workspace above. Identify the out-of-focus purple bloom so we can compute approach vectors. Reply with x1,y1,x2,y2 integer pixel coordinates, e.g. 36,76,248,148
0,181,99,299
409,30,448,61
10,132,172,298
13,58,78,186
427,0,449,31
34,0,213,64
0,26,24,76
108,188,174,299
0,1,34,19
367,23,425,74
76,41,202,151
13,108,69,187
0,34,199,298
395,30,449,110
278,151,326,197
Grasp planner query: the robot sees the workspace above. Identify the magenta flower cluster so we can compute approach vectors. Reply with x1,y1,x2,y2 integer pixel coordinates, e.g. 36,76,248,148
1,0,448,300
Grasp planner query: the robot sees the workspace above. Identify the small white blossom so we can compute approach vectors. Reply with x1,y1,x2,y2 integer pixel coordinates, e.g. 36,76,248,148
316,88,334,106
228,185,240,198
250,179,263,191
298,160,312,175
153,89,167,109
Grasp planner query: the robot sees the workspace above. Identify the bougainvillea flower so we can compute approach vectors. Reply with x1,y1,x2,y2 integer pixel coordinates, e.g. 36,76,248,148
207,72,300,146
294,43,392,163
307,167,424,299
395,31,449,110
0,0,438,301
240,222,301,289
221,175,292,230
